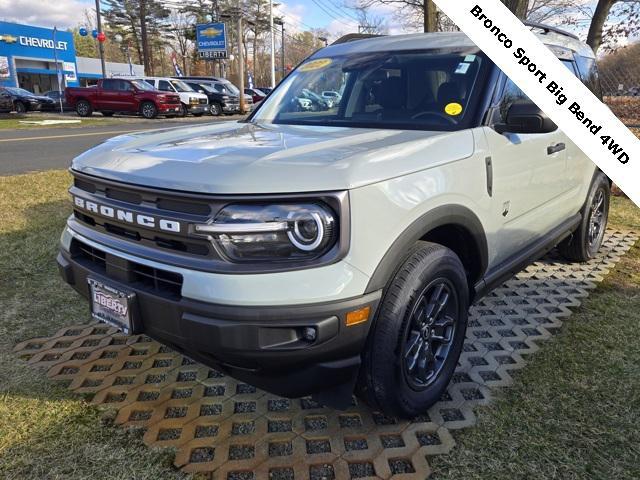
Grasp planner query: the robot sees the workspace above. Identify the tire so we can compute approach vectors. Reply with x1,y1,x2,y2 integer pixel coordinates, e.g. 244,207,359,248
209,102,222,116
558,172,610,262
179,103,188,117
14,101,26,113
75,100,92,117
102,111,114,117
358,241,469,418
140,101,158,119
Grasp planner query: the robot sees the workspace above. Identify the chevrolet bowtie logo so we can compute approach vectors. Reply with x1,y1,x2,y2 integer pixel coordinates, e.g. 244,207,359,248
201,27,222,38
0,34,18,43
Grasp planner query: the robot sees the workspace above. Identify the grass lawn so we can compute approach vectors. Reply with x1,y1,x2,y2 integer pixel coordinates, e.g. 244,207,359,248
0,170,638,479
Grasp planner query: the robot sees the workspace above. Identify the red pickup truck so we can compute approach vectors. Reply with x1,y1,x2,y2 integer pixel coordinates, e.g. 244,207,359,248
65,78,182,119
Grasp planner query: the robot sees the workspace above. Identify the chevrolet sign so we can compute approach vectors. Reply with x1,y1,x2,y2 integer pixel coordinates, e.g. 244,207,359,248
73,196,182,233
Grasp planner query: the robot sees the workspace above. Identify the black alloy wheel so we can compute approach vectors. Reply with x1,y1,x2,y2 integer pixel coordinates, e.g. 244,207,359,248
402,279,459,390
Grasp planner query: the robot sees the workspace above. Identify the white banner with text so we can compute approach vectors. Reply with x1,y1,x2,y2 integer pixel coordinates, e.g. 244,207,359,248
433,0,640,207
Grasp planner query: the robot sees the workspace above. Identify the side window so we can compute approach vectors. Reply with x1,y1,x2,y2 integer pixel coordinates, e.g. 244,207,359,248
102,79,117,91
158,80,173,92
497,77,529,122
574,55,603,99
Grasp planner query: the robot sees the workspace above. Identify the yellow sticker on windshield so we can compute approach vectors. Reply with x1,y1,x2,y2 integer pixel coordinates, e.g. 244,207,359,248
444,102,463,116
298,58,332,72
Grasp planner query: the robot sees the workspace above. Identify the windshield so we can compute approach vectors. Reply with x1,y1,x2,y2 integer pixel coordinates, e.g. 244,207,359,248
224,82,240,95
170,80,194,92
131,79,156,91
6,87,35,96
198,83,216,93
252,49,488,131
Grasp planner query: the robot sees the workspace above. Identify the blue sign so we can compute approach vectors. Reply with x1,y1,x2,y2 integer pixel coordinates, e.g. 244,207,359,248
196,23,227,59
0,21,78,88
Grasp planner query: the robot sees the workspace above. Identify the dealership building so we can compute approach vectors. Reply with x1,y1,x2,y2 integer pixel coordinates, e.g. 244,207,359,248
0,21,144,94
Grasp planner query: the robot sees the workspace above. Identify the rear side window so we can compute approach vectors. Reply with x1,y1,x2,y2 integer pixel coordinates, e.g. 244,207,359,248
574,55,603,99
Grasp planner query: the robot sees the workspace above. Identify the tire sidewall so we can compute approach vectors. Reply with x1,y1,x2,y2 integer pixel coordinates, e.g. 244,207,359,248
210,103,221,116
15,101,26,113
141,102,157,119
76,100,91,117
580,173,610,259
364,244,469,416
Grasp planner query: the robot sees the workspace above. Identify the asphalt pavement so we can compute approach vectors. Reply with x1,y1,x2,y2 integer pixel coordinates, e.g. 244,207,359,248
0,115,242,176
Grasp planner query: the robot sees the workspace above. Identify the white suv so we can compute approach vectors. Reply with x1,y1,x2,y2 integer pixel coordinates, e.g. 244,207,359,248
138,77,208,116
58,27,609,417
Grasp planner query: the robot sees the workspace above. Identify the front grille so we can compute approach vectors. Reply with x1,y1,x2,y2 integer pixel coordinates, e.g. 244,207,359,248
71,239,183,298
199,98,207,104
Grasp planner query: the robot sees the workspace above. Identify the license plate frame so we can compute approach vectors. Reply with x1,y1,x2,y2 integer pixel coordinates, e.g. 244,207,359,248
88,278,139,335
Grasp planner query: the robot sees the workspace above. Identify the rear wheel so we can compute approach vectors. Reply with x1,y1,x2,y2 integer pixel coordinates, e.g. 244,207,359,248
14,101,26,114
140,101,158,119
558,172,610,262
358,241,469,418
102,111,114,117
75,100,92,117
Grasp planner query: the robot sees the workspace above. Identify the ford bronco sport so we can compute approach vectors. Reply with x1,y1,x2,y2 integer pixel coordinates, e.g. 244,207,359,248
58,27,610,417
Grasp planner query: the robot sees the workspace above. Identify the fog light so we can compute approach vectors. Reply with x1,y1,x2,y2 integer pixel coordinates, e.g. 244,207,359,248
346,306,371,326
302,327,317,341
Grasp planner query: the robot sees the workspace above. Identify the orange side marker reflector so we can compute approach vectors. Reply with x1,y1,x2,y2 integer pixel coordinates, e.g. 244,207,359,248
346,306,371,326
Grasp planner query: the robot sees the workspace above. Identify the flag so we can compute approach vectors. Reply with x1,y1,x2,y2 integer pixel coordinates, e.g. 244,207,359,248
171,53,183,77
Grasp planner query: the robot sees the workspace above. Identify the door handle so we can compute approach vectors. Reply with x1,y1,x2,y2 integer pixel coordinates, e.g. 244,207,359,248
547,142,566,155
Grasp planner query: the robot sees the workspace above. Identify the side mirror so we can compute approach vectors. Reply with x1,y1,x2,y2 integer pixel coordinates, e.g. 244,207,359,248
495,101,557,134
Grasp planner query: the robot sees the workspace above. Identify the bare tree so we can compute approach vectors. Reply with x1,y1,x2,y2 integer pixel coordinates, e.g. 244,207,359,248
501,0,530,19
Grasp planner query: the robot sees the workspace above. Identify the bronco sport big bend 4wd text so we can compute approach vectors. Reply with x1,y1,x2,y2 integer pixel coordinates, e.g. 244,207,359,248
58,27,610,417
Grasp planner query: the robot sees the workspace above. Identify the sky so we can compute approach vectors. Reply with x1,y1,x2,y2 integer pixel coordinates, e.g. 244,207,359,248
0,0,627,45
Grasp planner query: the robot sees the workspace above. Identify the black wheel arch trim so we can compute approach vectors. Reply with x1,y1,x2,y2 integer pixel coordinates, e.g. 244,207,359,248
364,204,488,297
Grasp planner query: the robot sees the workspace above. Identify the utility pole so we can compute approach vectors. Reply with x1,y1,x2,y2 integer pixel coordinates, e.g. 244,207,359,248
140,0,150,74
237,15,245,113
274,18,284,81
269,0,275,88
94,0,107,78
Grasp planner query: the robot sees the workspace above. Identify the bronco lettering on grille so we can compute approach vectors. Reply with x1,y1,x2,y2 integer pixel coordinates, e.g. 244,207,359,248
73,196,182,233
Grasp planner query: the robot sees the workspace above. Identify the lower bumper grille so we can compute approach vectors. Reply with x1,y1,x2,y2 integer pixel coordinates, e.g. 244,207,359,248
70,239,183,298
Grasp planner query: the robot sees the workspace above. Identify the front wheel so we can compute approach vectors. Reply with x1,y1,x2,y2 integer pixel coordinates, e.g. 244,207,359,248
179,103,188,117
140,101,158,119
209,102,222,116
358,241,469,418
558,172,610,262
14,101,26,113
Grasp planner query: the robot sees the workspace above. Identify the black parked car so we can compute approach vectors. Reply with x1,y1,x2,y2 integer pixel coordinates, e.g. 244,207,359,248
43,90,72,111
0,87,55,113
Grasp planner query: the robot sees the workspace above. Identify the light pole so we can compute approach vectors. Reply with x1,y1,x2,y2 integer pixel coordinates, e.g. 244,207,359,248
274,18,284,81
269,0,275,88
237,15,245,113
94,0,107,78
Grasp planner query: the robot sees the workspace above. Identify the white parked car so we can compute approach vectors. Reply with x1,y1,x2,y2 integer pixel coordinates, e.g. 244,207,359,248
59,26,609,417
138,77,208,116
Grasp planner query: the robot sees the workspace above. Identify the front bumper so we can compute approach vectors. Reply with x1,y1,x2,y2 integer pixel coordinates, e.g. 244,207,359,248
57,241,381,404
159,104,182,114
188,104,207,114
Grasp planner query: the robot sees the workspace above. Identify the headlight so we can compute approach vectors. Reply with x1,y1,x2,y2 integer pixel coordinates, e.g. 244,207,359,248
221,95,231,101
194,203,338,262
189,97,199,105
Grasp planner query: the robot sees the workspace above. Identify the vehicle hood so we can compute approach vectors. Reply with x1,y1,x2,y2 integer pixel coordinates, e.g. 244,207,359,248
72,122,475,194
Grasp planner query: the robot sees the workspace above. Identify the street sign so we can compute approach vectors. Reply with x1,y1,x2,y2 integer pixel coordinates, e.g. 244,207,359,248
198,50,228,59
196,23,227,60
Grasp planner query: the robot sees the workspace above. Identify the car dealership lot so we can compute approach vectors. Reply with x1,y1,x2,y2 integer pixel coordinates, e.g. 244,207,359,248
0,113,243,175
